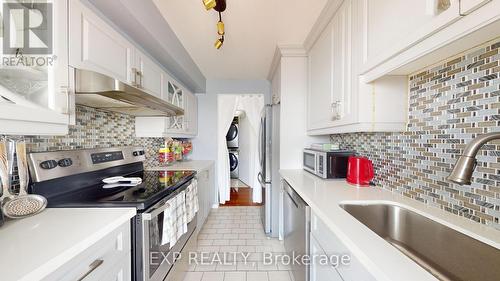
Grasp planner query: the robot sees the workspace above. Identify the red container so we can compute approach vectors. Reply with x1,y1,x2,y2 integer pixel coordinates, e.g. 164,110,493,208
346,156,374,187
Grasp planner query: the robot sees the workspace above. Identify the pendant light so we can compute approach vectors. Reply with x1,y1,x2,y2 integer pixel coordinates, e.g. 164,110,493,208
203,0,216,10
202,0,227,49
214,12,225,49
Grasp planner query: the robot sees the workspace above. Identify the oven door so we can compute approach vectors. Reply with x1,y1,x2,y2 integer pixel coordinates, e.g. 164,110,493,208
138,192,197,281
303,150,317,175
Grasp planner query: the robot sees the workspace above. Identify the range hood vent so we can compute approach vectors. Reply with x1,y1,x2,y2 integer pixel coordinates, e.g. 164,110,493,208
74,69,184,117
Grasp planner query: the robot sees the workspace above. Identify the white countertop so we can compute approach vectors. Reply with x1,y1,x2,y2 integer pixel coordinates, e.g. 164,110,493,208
280,169,500,281
0,208,136,281
147,160,214,172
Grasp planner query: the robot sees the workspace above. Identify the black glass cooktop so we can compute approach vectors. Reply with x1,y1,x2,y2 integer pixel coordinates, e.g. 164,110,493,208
43,170,195,211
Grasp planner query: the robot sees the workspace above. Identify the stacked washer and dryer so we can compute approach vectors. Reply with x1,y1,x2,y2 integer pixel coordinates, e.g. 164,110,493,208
226,117,239,179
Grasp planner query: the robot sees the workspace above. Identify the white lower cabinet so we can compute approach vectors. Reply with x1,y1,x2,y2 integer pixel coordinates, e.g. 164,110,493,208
43,221,131,281
195,165,215,232
310,235,344,281
310,211,375,281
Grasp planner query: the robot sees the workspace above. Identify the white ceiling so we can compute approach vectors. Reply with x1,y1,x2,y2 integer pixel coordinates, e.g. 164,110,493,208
153,0,327,80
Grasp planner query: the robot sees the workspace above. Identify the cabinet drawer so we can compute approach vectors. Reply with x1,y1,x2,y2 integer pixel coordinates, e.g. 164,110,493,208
310,235,344,281
44,222,131,281
92,252,131,281
311,212,375,281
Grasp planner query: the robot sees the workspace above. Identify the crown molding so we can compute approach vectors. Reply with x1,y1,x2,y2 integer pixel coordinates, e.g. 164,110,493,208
303,0,343,51
267,44,307,80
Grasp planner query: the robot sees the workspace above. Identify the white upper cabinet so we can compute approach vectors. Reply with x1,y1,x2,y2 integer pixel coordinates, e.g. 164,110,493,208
361,0,461,72
360,0,500,82
308,2,353,131
307,0,408,135
0,0,72,135
135,84,198,138
69,0,134,84
134,51,164,98
306,0,500,135
307,20,334,130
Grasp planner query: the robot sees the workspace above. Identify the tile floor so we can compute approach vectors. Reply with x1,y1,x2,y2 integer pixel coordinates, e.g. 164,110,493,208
183,206,292,281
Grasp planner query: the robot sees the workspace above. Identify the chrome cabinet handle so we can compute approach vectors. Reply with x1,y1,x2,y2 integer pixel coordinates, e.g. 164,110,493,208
138,70,143,88
131,67,138,86
60,86,70,114
77,259,104,281
331,101,342,120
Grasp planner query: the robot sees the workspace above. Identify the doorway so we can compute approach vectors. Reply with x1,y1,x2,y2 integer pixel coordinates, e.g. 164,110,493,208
216,94,264,206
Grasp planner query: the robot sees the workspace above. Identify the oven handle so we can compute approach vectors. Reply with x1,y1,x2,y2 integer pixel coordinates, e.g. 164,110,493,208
142,179,193,221
142,201,171,221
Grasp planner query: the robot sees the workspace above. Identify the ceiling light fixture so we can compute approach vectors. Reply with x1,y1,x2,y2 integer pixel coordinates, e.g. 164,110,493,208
203,0,216,10
202,0,227,49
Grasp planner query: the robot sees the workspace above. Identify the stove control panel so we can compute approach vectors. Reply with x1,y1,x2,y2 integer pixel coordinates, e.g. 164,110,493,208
91,151,124,164
28,146,146,182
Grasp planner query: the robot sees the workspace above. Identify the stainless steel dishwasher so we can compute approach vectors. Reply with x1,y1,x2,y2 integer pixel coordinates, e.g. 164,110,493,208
283,180,310,281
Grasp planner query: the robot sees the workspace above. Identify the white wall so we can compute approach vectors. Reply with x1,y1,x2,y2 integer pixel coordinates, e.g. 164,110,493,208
192,79,271,203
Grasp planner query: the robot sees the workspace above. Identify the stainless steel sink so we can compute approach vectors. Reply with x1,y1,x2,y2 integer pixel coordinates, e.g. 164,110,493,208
339,203,500,281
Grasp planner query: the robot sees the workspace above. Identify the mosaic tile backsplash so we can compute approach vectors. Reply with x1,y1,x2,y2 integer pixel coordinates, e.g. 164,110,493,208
332,39,500,230
23,105,164,168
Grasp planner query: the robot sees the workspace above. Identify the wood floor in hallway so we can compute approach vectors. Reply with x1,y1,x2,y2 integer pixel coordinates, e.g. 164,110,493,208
220,187,263,207
183,207,291,281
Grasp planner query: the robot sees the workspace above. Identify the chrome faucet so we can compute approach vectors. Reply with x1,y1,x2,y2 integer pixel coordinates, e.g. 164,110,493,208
447,132,500,185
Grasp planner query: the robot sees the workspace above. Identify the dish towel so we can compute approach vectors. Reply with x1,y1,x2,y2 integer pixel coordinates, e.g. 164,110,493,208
186,179,199,223
161,190,188,248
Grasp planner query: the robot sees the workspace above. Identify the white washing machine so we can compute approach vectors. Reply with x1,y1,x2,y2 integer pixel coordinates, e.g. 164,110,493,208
229,150,239,179
226,122,239,148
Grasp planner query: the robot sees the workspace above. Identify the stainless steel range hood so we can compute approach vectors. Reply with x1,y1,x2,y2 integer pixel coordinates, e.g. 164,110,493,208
74,69,184,116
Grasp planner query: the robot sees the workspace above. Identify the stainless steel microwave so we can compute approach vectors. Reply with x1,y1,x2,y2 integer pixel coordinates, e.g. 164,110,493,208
303,149,354,179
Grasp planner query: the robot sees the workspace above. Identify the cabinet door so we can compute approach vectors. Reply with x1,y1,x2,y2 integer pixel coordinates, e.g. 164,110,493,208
165,80,186,133
0,0,71,135
135,51,163,98
331,1,352,123
196,170,210,232
307,1,354,131
311,212,375,281
69,0,134,84
307,21,334,130
360,0,460,71
310,235,344,281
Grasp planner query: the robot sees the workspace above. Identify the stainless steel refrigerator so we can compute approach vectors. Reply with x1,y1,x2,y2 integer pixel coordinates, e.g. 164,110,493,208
259,104,277,235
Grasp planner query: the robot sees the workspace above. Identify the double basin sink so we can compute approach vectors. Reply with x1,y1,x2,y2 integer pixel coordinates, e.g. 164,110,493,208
340,203,500,281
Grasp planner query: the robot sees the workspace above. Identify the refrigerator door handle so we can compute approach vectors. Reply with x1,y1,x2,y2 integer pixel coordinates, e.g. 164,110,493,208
258,118,264,169
258,172,264,186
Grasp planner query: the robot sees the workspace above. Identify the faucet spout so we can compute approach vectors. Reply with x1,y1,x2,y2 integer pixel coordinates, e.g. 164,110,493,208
447,132,500,185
